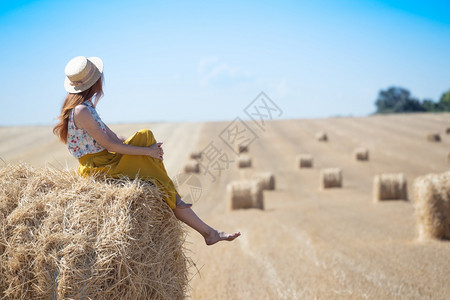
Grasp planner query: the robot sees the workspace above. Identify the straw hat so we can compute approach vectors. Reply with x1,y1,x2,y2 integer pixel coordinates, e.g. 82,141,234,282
64,56,103,93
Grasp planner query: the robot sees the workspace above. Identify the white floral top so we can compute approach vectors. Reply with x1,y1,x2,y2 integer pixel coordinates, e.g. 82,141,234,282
67,100,106,158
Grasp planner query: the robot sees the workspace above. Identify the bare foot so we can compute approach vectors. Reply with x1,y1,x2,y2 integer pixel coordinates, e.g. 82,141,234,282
205,229,241,246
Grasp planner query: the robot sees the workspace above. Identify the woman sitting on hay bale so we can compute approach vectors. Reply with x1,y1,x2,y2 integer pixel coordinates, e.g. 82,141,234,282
54,56,240,246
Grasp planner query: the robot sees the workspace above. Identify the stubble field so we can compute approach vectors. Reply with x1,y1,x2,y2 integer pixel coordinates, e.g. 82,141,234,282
1,112,449,299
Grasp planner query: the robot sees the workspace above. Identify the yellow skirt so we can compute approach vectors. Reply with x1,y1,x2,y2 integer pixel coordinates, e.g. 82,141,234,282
78,129,179,209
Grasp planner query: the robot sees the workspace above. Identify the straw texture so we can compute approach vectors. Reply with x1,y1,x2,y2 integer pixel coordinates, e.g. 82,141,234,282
189,151,202,160
254,172,275,190
184,160,200,173
237,145,249,153
373,173,407,202
238,155,252,168
227,180,263,210
426,133,441,142
354,147,369,161
297,154,313,168
413,171,450,241
320,168,342,188
0,163,190,300
315,131,328,142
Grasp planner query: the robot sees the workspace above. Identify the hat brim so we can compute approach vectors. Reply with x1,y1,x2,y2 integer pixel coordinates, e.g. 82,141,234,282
64,57,104,93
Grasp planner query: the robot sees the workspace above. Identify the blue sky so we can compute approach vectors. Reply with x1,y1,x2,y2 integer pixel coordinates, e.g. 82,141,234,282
0,0,449,126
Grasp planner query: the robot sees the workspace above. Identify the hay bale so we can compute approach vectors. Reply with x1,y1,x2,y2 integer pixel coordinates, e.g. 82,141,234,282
253,172,275,190
184,160,200,173
189,151,202,160
446,127,450,134
238,155,252,168
227,180,263,210
315,131,328,142
426,133,441,142
413,172,450,240
297,154,313,168
237,144,249,153
0,163,189,300
354,147,369,161
320,168,342,188
373,173,407,202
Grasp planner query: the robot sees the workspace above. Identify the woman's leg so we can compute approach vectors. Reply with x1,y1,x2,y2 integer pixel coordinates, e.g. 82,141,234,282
173,196,240,246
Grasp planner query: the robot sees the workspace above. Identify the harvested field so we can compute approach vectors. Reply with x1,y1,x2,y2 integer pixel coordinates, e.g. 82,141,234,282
1,113,450,299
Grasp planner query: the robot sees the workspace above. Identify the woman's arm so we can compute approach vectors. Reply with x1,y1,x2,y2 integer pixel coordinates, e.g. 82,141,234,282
104,123,126,143
73,106,163,159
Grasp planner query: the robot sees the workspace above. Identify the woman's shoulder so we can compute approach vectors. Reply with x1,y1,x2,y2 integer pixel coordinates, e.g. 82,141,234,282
73,104,99,125
73,101,104,130
73,103,89,115
74,101,95,115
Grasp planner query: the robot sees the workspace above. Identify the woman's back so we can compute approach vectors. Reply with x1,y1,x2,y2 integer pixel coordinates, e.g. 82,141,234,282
67,100,106,158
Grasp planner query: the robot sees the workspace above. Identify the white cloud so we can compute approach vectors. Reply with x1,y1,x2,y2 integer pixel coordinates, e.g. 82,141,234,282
275,77,288,98
268,77,289,99
198,56,219,74
198,57,252,88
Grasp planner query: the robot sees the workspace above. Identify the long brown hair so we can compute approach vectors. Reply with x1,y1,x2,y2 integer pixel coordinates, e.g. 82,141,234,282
53,75,104,144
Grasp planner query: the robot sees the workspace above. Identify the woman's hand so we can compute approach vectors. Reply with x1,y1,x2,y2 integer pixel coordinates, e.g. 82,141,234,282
148,142,164,160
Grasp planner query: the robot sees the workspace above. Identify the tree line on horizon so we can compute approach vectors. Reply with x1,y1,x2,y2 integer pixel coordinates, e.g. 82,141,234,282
374,86,450,114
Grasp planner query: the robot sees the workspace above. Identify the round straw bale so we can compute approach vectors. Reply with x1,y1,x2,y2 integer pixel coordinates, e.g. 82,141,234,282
426,133,441,142
237,144,249,153
184,160,200,173
413,171,450,241
190,151,202,160
0,163,189,300
315,131,328,142
238,155,252,168
253,172,275,190
296,154,313,168
354,147,369,161
227,180,263,210
320,168,342,188
373,173,407,202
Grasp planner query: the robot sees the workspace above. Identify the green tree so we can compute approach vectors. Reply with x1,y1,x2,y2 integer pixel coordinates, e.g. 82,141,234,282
438,90,450,111
375,86,425,114
422,99,442,112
